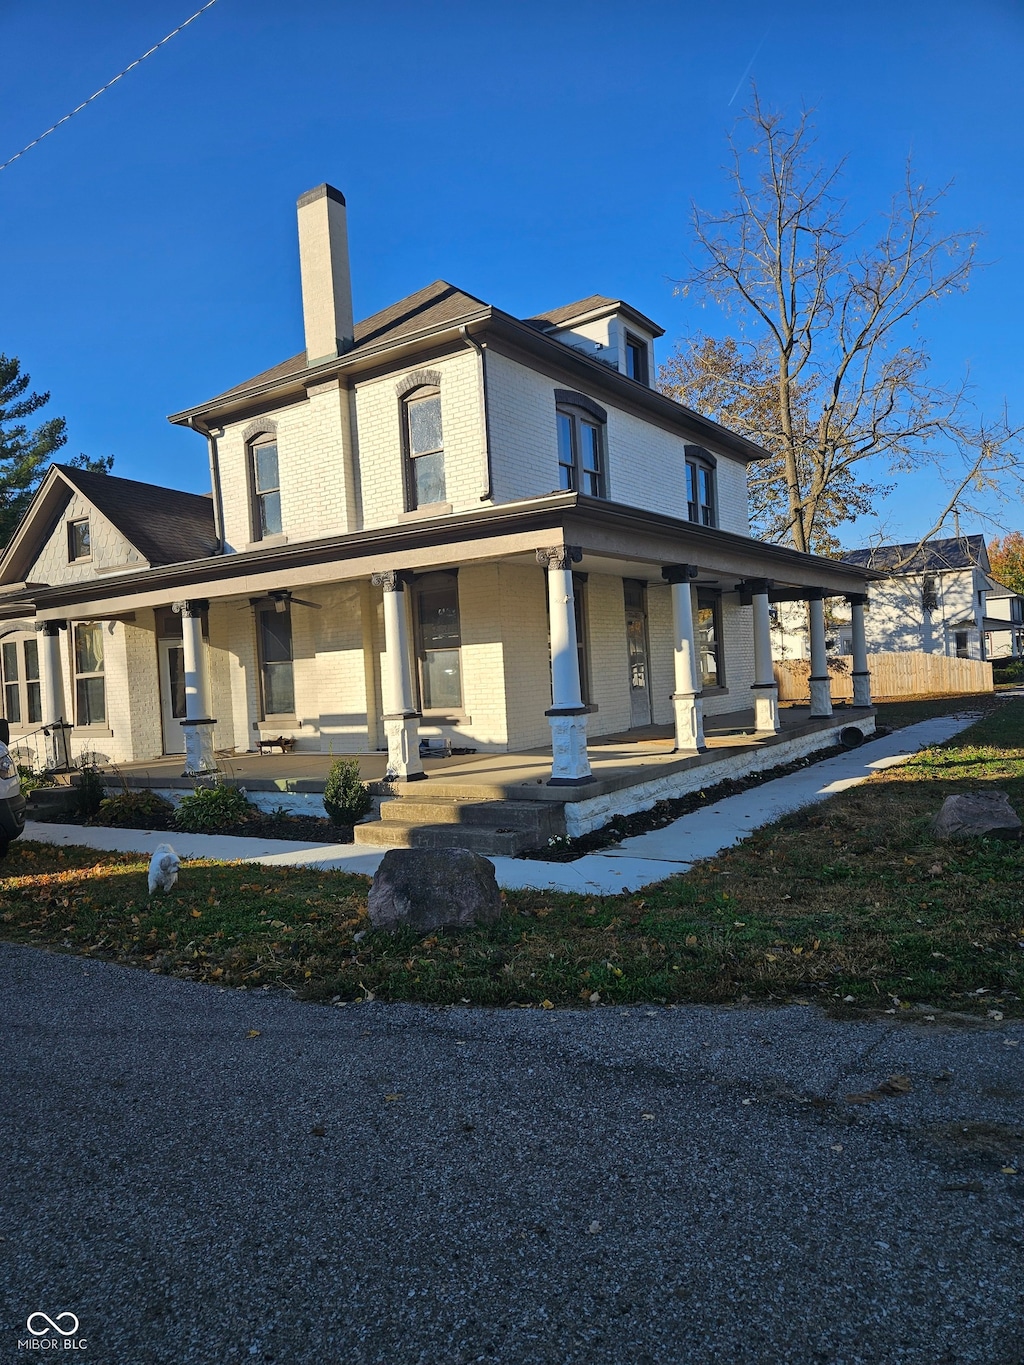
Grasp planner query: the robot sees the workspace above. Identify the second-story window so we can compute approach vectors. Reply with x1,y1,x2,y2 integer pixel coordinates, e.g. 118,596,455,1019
252,437,282,538
685,450,716,527
405,387,445,509
556,404,606,497
624,334,649,385
68,519,91,562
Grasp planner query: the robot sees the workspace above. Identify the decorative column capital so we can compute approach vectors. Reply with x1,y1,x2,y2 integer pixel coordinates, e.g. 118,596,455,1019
36,619,66,635
173,599,209,617
371,569,414,592
805,588,826,603
846,592,869,607
536,545,582,571
662,564,699,586
742,577,774,596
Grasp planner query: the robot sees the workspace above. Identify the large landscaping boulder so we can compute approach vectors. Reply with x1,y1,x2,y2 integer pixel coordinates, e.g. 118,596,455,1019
368,848,502,932
931,791,1022,841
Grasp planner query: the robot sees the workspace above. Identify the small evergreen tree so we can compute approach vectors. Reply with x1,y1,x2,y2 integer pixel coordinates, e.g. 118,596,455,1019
323,758,371,826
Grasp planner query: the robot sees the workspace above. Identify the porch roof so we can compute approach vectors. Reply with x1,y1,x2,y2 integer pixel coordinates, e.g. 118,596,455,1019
7,491,878,621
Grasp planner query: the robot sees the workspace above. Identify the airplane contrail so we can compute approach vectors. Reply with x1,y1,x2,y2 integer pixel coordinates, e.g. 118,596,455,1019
728,25,772,106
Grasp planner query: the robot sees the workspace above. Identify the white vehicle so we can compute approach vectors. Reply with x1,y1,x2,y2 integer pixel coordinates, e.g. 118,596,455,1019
0,735,27,859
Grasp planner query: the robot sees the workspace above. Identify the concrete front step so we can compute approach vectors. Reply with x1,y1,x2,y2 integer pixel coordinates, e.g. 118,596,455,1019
354,795,565,855
378,797,556,832
353,821,529,855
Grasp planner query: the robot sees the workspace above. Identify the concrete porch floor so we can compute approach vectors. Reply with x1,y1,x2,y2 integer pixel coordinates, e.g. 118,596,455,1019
107,703,875,801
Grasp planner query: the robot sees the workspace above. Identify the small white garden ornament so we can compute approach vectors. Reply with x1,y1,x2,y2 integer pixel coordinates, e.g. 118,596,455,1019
148,843,181,895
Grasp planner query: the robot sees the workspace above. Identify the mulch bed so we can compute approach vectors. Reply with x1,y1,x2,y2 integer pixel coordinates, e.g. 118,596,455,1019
30,805,352,844
517,728,892,862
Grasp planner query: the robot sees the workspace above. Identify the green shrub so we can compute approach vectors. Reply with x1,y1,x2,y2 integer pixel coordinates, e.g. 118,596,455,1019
323,758,372,826
75,766,106,818
173,783,255,833
18,765,56,797
96,790,174,828
993,659,1024,684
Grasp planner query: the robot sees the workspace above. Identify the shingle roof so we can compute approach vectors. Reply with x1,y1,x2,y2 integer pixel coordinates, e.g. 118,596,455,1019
57,465,219,565
207,280,489,404
523,295,620,329
841,534,987,574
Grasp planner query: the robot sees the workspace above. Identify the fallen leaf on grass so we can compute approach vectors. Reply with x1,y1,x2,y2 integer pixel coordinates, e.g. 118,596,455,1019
1001,1166,1018,1175
845,1074,912,1105
685,935,698,947
541,999,554,1010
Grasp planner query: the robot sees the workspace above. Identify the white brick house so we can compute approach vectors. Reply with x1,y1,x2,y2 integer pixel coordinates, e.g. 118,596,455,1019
772,535,1010,665
0,184,875,787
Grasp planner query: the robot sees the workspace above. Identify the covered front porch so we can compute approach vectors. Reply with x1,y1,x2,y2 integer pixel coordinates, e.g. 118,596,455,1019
105,701,875,851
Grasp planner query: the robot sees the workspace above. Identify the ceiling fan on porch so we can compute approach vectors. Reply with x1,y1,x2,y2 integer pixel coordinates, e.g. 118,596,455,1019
240,590,322,613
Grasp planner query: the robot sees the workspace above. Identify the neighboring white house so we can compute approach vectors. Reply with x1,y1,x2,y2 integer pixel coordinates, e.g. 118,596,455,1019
985,585,1024,659
0,184,874,787
773,535,1009,664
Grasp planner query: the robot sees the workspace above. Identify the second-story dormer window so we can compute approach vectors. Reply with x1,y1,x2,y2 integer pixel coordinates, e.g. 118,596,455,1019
251,437,282,538
404,387,445,509
625,333,649,385
555,392,607,498
67,518,91,562
685,448,716,527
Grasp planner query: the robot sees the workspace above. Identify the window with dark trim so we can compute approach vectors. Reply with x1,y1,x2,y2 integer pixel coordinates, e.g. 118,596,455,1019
685,449,716,527
556,404,606,497
696,590,724,689
251,437,282,538
404,387,445,509
73,623,105,726
624,333,649,385
257,604,295,716
1,641,21,723
68,519,91,562
413,571,462,711
574,573,592,706
954,630,969,659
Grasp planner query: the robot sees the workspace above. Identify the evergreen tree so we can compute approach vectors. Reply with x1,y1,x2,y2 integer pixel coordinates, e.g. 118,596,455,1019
0,354,113,549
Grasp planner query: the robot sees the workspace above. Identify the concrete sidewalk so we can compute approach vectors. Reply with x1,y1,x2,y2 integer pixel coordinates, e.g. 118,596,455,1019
2,941,1021,1364
22,712,979,895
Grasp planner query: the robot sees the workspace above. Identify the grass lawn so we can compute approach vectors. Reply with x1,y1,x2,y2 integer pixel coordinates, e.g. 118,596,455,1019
1,700,1022,1015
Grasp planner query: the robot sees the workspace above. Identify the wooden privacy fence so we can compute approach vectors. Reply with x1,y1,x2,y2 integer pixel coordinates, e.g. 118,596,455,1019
774,652,994,702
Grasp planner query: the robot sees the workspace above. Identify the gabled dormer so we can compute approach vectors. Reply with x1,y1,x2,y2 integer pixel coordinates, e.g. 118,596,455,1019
523,295,665,386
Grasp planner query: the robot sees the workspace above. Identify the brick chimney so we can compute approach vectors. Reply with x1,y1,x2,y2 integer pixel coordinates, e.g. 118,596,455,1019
296,184,353,364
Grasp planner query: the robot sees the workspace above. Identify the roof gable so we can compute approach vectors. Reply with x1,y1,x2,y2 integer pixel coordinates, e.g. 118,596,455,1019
0,465,218,590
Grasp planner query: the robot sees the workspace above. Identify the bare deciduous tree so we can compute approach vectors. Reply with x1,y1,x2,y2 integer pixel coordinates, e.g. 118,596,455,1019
660,91,1020,557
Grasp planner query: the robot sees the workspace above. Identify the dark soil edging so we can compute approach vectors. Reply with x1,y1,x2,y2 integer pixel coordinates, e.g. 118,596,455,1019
30,807,353,844
517,727,894,862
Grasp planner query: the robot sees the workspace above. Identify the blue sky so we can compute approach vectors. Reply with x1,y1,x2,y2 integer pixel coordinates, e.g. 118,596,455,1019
2,0,1022,545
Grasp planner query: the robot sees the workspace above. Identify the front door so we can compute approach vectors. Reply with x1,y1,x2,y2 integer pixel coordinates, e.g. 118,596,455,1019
159,639,187,754
624,580,653,729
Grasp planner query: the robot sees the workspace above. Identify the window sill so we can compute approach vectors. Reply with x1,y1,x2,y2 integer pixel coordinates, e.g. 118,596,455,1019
400,503,453,520
254,716,299,729
245,534,289,551
73,727,113,738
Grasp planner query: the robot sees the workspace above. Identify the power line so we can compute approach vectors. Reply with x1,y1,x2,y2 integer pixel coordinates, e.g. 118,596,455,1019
0,0,219,174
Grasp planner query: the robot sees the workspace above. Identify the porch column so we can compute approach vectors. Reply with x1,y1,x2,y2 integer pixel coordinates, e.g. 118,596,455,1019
749,580,780,734
36,620,71,770
806,591,833,718
847,593,872,707
174,599,217,775
371,570,425,782
662,564,706,752
537,546,593,785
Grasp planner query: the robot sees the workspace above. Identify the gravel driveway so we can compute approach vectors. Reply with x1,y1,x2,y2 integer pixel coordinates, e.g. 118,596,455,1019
2,942,1022,1364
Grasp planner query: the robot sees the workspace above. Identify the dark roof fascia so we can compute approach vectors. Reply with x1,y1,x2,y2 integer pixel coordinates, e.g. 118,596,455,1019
562,496,881,585
168,307,495,427
26,492,877,613
481,313,771,464
169,305,771,467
